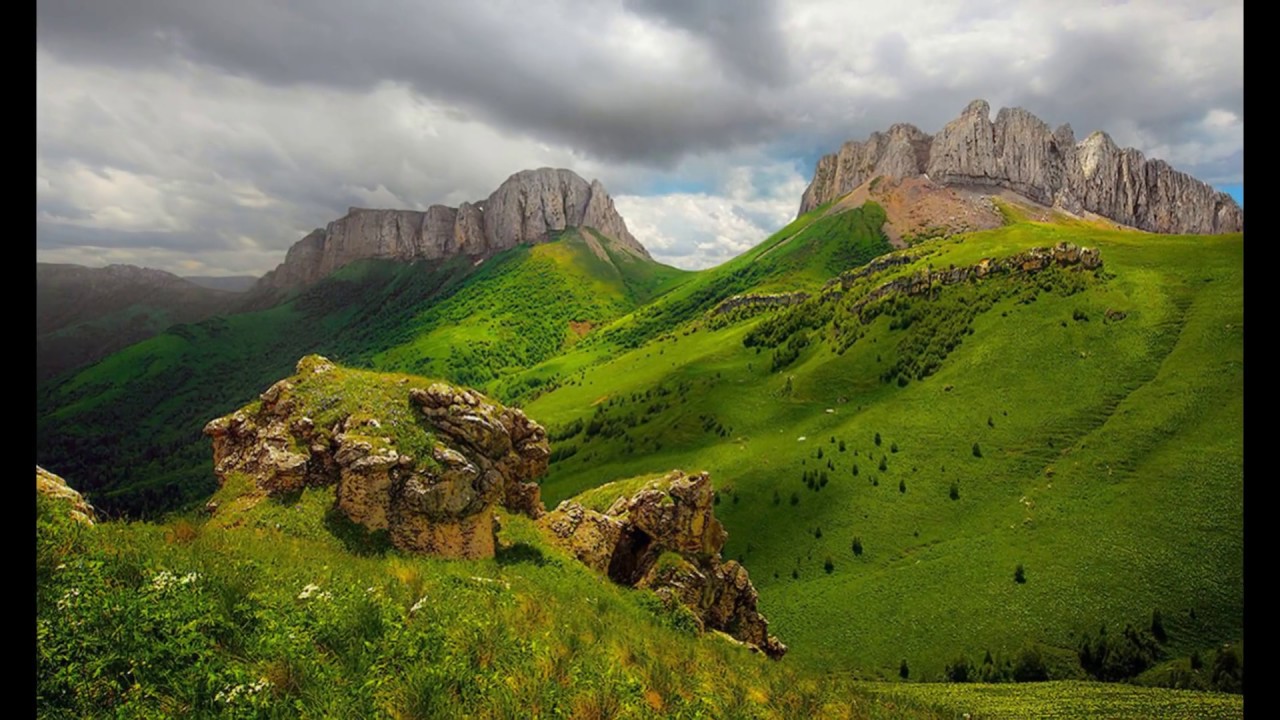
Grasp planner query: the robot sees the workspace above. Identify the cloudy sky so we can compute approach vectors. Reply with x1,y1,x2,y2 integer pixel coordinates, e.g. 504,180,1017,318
36,0,1243,276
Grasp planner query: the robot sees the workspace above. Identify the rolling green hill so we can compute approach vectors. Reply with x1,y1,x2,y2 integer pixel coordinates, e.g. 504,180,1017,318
36,230,686,516
518,217,1243,681
37,197,1243,699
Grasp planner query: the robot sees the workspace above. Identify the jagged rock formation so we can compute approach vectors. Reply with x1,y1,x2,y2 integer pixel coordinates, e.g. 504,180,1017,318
36,466,95,525
203,355,548,558
711,292,810,317
800,100,1243,235
203,360,784,654
824,242,1101,309
540,471,787,658
260,168,649,289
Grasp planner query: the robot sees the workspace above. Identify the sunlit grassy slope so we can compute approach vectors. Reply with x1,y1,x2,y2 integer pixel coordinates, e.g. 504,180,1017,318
37,471,946,719
36,230,686,516
520,220,1243,679
38,199,1243,692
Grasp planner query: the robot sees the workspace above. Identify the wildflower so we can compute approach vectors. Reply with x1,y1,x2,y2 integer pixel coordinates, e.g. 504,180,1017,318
297,583,321,600
409,595,429,615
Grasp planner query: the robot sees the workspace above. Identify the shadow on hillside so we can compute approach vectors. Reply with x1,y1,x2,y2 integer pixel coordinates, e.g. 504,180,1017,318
496,541,552,567
323,506,393,556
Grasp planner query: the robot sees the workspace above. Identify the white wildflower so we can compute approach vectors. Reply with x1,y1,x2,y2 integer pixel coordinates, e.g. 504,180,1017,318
297,583,321,600
56,587,81,610
365,586,376,594
409,595,429,615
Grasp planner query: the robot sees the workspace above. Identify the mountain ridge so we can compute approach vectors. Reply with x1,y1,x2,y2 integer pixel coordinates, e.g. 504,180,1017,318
800,99,1242,235
36,262,241,382
260,167,648,290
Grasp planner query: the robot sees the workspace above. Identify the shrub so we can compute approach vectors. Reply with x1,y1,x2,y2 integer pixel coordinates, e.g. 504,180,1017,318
838,440,846,452
790,492,799,506
874,432,882,446
949,481,960,501
1014,564,1026,583
890,442,899,453
899,659,909,679
1151,610,1167,644
972,442,983,458
1013,645,1049,682
851,537,863,556
898,479,906,494
879,456,888,472
824,558,834,574
945,655,972,683
852,464,860,476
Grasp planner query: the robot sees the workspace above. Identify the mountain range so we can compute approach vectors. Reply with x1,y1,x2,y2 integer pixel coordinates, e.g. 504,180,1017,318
35,100,1243,713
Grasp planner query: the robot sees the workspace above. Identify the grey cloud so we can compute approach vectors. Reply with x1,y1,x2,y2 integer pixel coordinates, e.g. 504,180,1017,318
622,0,791,85
35,1,1242,275
36,0,783,164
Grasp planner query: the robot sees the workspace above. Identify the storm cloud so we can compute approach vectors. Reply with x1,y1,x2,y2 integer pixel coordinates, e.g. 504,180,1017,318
36,0,1243,274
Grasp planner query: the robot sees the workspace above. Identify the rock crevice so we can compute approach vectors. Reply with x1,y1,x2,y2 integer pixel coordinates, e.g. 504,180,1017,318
539,471,787,658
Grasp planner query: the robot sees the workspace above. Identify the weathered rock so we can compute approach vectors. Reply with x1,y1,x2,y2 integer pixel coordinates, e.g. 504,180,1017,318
800,99,1243,236
203,355,550,558
540,470,786,658
259,168,649,289
36,466,95,525
711,291,810,317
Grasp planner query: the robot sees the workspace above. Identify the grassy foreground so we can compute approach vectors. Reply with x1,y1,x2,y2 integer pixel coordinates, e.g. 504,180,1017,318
37,479,943,719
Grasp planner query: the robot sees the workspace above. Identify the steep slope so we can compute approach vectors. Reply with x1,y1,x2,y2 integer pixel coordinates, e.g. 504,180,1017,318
259,168,649,290
36,461,949,719
519,217,1242,679
800,100,1243,235
37,233,685,517
36,263,241,382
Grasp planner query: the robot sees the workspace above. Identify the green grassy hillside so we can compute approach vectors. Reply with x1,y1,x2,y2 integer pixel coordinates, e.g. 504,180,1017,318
36,231,686,516
37,469,946,719
37,199,1243,699
519,219,1243,681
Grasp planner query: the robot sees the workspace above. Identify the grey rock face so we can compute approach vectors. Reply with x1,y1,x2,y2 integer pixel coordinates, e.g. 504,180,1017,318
261,168,648,289
800,100,1243,236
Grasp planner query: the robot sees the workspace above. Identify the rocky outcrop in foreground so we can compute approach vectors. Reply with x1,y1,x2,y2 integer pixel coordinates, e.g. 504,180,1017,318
37,466,95,525
260,168,649,289
204,355,548,558
540,471,787,658
204,363,783,656
800,100,1242,235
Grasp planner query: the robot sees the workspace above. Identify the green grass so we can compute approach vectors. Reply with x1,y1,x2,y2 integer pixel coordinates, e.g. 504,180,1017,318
37,475,947,719
521,221,1243,679
37,202,1243,703
862,680,1242,719
36,232,685,517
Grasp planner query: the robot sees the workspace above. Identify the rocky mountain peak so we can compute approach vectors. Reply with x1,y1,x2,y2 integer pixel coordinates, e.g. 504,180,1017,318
260,168,648,289
800,99,1243,235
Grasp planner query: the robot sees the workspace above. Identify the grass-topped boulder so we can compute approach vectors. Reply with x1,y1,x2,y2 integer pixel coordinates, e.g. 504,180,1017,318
204,355,548,558
541,470,787,658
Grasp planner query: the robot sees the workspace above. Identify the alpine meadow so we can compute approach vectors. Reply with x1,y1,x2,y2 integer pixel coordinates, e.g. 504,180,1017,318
37,4,1244,718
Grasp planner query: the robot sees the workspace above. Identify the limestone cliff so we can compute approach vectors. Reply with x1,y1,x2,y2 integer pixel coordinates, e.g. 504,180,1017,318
260,168,648,289
800,100,1243,235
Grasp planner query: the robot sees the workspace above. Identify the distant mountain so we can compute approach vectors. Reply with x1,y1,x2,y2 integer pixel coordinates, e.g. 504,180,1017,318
36,263,239,382
801,99,1243,235
183,275,258,292
260,167,648,290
